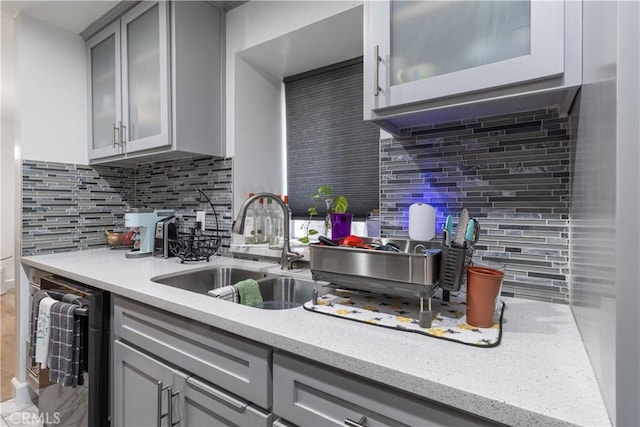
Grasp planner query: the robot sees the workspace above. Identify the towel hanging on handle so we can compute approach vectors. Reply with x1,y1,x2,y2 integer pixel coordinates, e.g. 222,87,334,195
30,290,49,366
208,285,239,302
49,302,83,387
35,297,56,369
234,279,263,307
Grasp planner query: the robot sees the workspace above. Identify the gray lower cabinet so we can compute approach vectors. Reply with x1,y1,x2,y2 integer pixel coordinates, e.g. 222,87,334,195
272,352,498,427
112,340,175,426
112,296,273,426
112,296,498,426
113,340,272,426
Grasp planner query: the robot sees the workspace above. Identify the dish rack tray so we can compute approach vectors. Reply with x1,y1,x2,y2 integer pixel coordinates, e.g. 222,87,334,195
309,238,441,298
169,233,220,263
309,238,441,327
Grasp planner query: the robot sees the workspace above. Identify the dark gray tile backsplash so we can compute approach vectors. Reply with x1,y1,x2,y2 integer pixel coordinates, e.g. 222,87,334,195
22,156,233,257
23,108,571,302
133,156,233,250
22,161,133,255
381,108,570,303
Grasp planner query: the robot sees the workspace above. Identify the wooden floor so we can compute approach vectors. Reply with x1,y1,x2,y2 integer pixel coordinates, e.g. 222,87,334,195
0,290,15,403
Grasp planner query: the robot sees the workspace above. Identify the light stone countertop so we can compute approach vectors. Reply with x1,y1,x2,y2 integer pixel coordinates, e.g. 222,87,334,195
22,248,611,427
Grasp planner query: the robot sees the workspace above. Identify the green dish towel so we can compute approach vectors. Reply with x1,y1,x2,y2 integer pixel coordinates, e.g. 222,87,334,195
234,279,263,307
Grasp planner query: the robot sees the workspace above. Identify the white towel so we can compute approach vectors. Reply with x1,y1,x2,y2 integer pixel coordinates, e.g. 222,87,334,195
208,285,239,302
35,296,56,369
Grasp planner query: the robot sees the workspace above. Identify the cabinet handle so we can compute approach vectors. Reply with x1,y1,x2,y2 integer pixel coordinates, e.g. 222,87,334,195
373,45,381,96
186,376,248,410
112,123,119,148
156,381,163,427
344,415,368,427
170,389,180,427
119,122,126,148
157,382,172,427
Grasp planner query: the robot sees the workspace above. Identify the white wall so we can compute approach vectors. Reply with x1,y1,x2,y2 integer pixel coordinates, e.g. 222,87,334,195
1,15,16,291
571,1,640,425
233,56,284,190
225,1,362,218
17,13,87,164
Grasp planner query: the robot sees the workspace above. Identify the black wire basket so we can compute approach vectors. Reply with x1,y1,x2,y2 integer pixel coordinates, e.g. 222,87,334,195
169,233,220,263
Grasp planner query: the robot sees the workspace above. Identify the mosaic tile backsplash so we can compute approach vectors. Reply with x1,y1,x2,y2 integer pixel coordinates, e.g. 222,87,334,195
22,156,233,257
22,162,133,255
380,108,570,303
23,108,570,303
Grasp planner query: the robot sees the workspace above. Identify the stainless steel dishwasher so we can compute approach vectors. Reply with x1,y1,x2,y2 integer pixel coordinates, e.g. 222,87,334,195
27,268,110,427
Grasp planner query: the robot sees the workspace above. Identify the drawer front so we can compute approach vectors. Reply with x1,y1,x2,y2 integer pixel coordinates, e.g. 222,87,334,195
181,373,273,427
113,296,272,409
273,352,496,427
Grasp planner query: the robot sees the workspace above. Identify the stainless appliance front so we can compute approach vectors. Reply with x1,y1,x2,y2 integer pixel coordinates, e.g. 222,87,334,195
28,270,109,427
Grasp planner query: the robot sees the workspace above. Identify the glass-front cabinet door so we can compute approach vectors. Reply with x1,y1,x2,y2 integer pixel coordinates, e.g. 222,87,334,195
87,21,121,160
365,0,565,114
121,1,171,153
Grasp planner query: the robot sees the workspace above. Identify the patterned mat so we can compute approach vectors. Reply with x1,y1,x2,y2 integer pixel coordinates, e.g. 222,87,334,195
303,288,504,347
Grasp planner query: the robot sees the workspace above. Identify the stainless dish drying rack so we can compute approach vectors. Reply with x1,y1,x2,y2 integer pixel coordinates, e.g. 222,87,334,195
309,237,475,328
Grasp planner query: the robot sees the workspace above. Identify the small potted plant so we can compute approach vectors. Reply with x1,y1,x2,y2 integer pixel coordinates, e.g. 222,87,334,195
299,185,350,243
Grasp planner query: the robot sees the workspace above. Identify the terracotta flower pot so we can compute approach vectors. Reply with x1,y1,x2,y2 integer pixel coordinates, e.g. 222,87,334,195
465,266,504,328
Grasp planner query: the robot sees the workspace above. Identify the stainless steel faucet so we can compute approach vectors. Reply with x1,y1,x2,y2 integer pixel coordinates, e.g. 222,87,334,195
232,192,303,270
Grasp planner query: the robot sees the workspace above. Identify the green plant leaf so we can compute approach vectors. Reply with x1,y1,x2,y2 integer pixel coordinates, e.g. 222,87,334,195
308,207,318,216
308,229,319,236
318,185,332,196
334,195,348,213
298,237,310,244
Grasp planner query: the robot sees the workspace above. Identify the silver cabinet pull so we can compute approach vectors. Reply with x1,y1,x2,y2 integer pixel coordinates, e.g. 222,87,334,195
156,381,163,427
344,415,368,427
186,376,248,410
157,382,172,427
166,385,173,427
373,45,381,96
119,121,126,148
112,123,119,148
170,389,180,427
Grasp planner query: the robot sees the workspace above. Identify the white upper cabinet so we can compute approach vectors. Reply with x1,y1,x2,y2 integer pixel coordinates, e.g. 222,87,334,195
364,0,581,135
87,1,223,165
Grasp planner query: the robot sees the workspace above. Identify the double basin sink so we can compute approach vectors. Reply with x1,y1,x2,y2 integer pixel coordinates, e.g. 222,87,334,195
151,267,328,310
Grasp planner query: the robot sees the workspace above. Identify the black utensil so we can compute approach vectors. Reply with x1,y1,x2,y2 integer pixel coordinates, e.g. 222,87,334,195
318,236,339,246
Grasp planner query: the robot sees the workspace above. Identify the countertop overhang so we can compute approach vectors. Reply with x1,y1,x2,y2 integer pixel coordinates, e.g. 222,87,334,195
22,248,611,426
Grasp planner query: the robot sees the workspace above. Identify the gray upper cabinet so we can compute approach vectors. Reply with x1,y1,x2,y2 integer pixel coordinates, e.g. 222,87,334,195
87,1,224,165
364,0,582,135
87,20,121,159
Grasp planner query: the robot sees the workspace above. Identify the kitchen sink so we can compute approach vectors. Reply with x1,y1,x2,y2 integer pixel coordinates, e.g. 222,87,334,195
151,267,328,310
253,277,329,310
151,267,268,294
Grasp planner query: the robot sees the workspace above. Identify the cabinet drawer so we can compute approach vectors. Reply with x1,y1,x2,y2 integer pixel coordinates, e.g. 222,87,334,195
273,352,497,427
181,373,272,427
113,296,272,409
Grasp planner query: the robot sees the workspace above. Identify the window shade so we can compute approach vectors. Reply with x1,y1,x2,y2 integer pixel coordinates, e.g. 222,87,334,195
285,57,380,219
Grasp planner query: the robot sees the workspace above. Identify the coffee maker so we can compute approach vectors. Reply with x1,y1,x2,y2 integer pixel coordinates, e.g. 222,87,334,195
154,216,178,258
124,208,175,259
